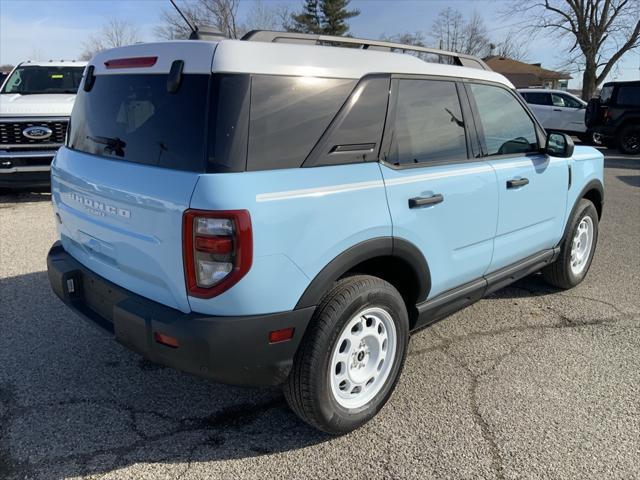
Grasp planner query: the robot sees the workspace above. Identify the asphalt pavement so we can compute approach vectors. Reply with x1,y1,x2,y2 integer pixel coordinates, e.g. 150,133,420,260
0,148,638,480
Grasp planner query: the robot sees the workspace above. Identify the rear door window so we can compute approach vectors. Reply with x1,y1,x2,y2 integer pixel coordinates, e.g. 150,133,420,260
68,74,209,172
522,92,551,106
388,79,468,166
470,83,539,156
247,75,355,171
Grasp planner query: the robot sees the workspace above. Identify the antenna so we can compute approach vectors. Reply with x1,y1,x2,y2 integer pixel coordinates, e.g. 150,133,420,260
169,0,197,37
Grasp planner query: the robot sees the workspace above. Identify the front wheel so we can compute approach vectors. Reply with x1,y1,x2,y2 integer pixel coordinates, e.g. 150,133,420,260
543,199,599,289
284,275,409,434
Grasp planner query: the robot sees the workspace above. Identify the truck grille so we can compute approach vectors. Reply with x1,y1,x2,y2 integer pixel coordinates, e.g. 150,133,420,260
0,120,68,146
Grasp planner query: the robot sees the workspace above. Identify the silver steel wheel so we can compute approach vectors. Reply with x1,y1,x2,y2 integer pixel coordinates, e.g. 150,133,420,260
329,307,397,409
570,215,594,275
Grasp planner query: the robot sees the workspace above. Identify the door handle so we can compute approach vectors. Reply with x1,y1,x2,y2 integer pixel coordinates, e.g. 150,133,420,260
553,108,563,112
506,178,529,189
408,194,444,208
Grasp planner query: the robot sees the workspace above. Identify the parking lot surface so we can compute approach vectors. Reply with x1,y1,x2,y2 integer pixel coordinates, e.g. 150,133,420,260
1,149,638,480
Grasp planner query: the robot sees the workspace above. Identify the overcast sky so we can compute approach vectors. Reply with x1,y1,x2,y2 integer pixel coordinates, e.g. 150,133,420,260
1,0,638,88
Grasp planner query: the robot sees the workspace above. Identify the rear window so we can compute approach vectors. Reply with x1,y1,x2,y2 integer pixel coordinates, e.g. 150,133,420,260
68,74,209,172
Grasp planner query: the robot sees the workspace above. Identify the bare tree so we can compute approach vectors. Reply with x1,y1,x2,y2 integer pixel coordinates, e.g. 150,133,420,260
431,7,466,52
380,32,427,47
81,18,140,60
241,0,290,32
460,12,490,57
155,2,201,40
505,0,640,99
431,8,511,58
491,31,530,61
202,0,241,38
155,0,242,40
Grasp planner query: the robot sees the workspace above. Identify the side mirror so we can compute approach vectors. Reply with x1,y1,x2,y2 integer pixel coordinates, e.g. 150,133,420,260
545,132,574,158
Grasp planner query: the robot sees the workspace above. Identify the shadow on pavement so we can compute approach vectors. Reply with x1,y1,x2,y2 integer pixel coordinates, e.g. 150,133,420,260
604,157,640,170
0,188,51,204
617,175,640,187
0,271,328,479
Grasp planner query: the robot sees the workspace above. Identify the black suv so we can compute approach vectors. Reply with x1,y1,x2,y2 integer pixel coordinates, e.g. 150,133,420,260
586,80,640,155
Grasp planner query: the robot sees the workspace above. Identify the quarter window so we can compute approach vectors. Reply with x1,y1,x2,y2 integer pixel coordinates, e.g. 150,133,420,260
305,76,390,167
247,75,355,171
470,83,538,156
388,79,467,166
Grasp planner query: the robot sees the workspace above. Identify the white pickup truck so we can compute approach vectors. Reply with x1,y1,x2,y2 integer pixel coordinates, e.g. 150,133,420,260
0,60,86,189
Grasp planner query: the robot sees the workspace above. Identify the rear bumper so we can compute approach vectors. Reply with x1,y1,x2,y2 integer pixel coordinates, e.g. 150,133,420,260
0,149,55,188
47,242,314,386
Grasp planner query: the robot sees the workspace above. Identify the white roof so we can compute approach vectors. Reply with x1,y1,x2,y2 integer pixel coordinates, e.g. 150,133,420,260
18,60,87,68
89,39,513,88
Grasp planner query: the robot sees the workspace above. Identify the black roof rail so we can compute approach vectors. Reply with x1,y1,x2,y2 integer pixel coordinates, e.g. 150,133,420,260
241,30,491,71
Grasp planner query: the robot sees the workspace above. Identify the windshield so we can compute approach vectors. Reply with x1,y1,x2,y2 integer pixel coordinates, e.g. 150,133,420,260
68,74,209,172
1,65,84,94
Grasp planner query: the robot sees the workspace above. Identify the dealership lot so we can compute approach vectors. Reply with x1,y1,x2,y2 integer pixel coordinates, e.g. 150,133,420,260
0,149,638,480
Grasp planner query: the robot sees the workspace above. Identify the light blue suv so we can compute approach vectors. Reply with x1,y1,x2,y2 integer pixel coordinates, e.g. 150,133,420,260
47,32,604,434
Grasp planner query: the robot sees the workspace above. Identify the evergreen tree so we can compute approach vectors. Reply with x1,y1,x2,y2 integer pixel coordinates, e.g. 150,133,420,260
289,0,359,36
320,0,359,36
289,0,322,34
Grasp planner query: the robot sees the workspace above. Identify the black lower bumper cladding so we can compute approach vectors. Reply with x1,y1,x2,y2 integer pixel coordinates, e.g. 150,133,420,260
46,242,314,386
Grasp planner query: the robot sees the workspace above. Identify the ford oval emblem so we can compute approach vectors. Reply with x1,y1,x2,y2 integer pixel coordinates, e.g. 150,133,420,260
22,126,53,140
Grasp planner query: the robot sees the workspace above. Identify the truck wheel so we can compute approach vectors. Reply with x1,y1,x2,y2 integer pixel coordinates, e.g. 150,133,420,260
617,124,640,155
284,275,409,434
543,199,599,289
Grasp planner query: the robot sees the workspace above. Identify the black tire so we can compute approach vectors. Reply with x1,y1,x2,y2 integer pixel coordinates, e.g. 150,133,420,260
542,199,599,289
284,275,409,435
577,133,593,145
616,124,640,155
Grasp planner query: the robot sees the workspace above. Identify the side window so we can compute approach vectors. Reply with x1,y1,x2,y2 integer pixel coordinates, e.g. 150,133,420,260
600,86,614,104
247,75,355,171
304,75,390,167
523,92,551,106
470,83,538,156
616,86,640,106
551,93,567,107
388,79,467,166
557,93,582,109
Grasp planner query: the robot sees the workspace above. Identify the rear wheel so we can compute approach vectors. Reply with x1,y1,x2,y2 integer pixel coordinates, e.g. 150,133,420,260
284,275,409,434
617,124,640,155
543,199,599,289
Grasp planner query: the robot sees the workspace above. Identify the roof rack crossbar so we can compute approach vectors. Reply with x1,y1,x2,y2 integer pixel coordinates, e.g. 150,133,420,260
241,30,490,71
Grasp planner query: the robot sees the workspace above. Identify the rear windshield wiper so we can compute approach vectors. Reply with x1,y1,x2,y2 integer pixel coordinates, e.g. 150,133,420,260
86,135,126,158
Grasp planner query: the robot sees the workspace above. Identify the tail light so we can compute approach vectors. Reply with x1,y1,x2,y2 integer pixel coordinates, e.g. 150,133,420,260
183,210,252,298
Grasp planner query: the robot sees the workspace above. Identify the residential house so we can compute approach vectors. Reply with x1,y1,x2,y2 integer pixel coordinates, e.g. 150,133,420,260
484,56,572,90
